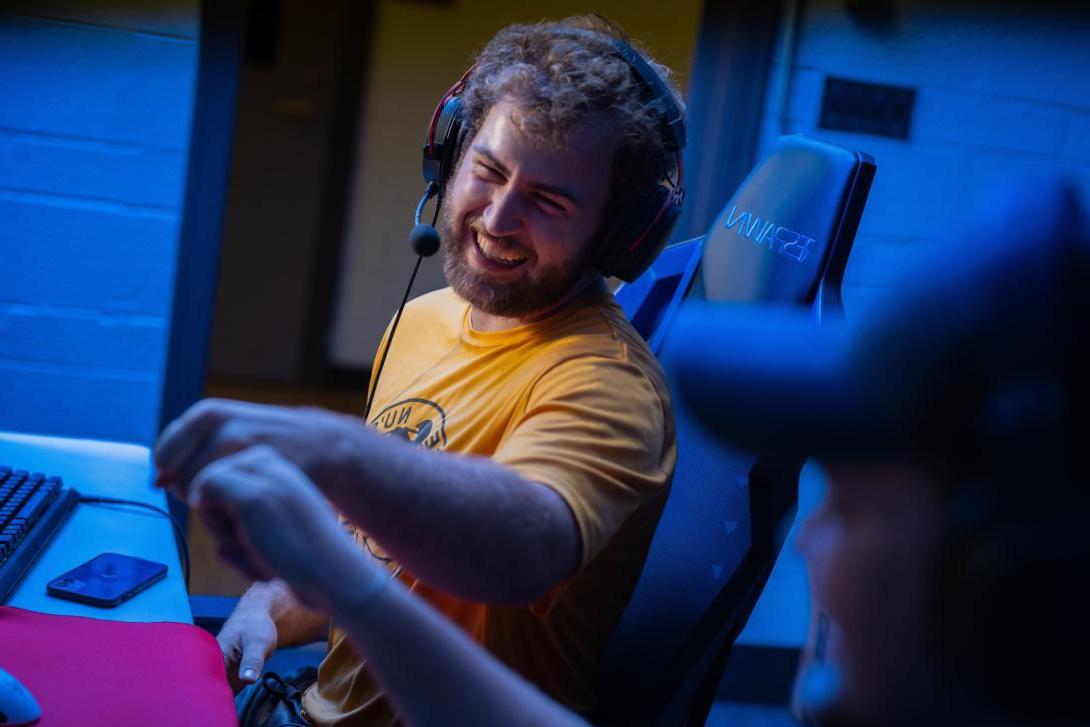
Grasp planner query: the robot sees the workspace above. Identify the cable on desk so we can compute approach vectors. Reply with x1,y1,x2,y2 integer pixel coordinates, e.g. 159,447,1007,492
78,496,191,590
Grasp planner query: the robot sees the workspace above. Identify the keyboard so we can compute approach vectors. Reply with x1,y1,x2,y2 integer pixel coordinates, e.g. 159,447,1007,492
0,466,80,603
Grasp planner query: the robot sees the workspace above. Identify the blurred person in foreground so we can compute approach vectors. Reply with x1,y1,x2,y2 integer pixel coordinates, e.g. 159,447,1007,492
187,178,1088,726
668,178,1089,726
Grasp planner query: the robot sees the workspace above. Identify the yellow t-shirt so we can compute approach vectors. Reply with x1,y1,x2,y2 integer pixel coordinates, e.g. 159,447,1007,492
301,286,676,725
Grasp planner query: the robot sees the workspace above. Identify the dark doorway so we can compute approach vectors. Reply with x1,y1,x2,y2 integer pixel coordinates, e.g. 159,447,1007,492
207,0,373,386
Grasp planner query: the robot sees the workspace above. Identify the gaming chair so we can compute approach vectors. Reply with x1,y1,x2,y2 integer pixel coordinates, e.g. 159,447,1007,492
599,134,876,726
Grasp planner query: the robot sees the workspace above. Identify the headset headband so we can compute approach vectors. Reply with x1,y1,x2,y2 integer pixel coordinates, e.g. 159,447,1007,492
608,39,686,153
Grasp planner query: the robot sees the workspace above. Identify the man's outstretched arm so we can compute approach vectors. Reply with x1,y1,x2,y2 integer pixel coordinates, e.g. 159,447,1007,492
190,446,587,727
156,399,581,603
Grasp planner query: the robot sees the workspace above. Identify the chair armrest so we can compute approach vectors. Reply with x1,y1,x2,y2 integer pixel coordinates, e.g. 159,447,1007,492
190,594,239,634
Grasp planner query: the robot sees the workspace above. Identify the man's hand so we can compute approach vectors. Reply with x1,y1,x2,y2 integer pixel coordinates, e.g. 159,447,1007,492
217,601,279,694
188,444,386,613
155,398,352,504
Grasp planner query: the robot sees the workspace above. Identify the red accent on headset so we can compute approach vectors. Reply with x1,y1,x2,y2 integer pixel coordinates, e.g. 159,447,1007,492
627,150,685,253
425,66,476,157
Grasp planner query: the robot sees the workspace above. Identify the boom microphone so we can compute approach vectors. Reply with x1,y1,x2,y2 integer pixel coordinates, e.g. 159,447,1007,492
410,182,441,257
410,223,441,257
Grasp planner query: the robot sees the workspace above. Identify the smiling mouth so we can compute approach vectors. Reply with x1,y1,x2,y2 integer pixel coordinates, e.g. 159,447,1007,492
473,231,528,268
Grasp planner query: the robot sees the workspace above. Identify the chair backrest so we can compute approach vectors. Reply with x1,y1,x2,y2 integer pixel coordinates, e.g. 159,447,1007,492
598,135,876,726
614,236,703,353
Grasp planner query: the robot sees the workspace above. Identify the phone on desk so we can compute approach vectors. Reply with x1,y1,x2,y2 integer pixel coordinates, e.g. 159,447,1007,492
46,552,167,608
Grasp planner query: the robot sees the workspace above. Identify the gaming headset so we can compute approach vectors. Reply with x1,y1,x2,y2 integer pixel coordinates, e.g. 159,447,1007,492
419,38,687,283
365,36,687,420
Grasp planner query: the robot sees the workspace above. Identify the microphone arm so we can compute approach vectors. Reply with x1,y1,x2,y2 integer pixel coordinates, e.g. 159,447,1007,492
363,183,442,420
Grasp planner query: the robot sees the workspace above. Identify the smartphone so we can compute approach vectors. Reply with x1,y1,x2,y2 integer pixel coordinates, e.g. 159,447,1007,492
46,552,167,608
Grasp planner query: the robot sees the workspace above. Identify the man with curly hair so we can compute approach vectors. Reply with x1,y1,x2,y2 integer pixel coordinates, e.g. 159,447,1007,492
156,17,683,725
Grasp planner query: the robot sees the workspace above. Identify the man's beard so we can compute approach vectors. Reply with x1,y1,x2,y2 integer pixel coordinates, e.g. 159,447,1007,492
439,204,591,319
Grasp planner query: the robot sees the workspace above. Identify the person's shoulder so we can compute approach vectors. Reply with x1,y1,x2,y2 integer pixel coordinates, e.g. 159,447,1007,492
540,292,669,388
594,293,652,351
521,295,676,437
567,293,657,355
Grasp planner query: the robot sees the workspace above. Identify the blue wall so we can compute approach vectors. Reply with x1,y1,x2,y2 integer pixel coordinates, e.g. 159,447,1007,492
0,9,197,444
739,2,1090,651
757,3,1090,315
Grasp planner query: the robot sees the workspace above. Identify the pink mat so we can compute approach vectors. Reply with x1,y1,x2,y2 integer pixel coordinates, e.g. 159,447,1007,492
0,606,235,726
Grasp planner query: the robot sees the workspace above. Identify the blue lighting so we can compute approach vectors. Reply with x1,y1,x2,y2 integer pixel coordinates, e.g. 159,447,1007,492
0,12,197,444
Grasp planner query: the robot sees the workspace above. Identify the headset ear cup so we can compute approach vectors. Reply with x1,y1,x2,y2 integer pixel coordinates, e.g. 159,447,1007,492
597,186,680,282
632,192,681,279
438,98,468,195
423,95,468,196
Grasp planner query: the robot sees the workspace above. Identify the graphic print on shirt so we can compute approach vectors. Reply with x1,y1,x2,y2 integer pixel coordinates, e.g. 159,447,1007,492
368,397,448,450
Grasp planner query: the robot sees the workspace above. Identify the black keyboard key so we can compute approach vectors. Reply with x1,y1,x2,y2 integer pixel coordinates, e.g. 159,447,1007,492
0,468,80,601
17,489,50,525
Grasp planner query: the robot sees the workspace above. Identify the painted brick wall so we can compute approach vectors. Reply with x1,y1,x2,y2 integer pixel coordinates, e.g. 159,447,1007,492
0,7,197,444
758,2,1090,316
739,2,1090,650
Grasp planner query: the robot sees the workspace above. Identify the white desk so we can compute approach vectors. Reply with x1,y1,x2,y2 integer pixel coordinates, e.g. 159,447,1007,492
0,431,191,623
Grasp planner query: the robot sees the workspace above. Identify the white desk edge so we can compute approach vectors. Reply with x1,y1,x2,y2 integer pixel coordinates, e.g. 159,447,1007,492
1,431,192,624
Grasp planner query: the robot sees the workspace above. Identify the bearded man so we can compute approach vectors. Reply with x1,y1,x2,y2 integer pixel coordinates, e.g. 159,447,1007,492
156,16,683,725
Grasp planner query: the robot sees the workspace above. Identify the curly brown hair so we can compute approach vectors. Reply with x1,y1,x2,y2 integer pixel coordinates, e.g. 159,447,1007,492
460,16,685,230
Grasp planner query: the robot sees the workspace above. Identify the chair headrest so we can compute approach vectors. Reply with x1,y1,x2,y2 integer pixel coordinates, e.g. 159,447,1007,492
702,134,874,304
